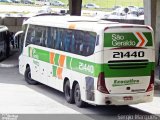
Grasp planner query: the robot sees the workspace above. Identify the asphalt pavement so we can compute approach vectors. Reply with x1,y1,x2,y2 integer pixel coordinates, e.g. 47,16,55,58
0,49,19,68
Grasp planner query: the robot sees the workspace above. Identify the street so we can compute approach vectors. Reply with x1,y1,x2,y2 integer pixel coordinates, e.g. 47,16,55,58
0,67,159,120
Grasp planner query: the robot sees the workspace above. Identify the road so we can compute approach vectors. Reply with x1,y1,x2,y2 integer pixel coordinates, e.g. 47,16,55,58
0,67,159,120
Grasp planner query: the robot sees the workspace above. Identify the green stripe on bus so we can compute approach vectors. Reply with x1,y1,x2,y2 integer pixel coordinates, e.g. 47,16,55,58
94,64,104,77
54,54,60,66
68,58,154,77
104,33,153,47
104,33,139,47
104,62,154,78
28,47,155,78
31,48,50,63
52,65,57,77
66,56,72,69
143,32,153,46
70,58,95,76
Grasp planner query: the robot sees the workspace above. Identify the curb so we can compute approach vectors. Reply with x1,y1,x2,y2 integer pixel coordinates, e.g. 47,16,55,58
0,63,18,68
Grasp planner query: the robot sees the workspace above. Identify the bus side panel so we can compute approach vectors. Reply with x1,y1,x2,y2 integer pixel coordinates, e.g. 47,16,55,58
19,46,41,82
62,54,96,102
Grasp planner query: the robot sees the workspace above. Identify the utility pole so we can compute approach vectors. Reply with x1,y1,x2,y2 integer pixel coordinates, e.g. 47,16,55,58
68,0,82,16
144,0,158,64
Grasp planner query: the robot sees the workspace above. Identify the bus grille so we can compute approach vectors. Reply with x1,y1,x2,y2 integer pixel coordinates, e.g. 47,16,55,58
108,60,149,69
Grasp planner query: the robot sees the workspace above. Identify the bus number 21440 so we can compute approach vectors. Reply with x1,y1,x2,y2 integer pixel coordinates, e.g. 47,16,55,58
113,51,145,58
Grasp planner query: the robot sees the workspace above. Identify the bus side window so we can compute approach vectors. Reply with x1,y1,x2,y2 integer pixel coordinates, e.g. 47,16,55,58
79,31,84,55
61,29,65,51
83,31,90,56
55,28,61,50
50,27,56,49
78,31,96,56
34,28,42,46
46,27,52,48
74,31,81,55
70,31,75,53
89,32,96,55
26,25,35,46
59,29,64,50
64,30,72,52
41,27,47,47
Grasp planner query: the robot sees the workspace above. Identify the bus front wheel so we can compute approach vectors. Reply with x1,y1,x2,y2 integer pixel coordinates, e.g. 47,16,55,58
25,67,38,85
74,83,86,108
64,80,74,103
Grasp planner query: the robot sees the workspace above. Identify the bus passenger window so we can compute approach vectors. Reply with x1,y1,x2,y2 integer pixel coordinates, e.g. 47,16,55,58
55,28,62,50
34,30,42,46
74,31,80,54
50,28,56,49
89,32,96,55
26,25,35,46
79,31,84,55
42,28,47,47
70,31,75,53
64,30,72,52
61,29,65,51
74,31,83,55
83,32,90,56
46,27,52,48
59,29,64,50
77,31,96,56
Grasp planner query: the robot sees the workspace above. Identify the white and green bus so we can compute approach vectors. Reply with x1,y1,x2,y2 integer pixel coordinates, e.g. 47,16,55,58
18,16,155,107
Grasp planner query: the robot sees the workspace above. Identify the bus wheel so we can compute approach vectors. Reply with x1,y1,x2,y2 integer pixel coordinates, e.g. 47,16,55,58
74,83,86,108
25,67,38,85
64,80,74,103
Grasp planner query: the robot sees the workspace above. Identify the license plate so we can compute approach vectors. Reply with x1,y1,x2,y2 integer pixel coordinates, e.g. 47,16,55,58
123,96,133,100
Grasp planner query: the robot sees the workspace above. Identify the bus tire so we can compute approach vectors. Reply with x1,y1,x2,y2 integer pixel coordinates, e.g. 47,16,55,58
64,80,74,104
74,83,86,108
25,67,38,85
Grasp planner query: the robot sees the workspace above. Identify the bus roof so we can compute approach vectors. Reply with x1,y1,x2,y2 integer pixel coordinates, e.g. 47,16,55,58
0,25,8,32
23,16,150,32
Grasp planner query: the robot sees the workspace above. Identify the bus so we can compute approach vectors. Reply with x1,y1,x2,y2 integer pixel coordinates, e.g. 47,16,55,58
0,26,10,61
18,16,155,107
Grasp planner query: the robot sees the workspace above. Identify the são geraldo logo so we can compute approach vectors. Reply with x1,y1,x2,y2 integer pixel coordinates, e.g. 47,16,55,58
112,34,136,47
111,33,148,47
32,48,39,59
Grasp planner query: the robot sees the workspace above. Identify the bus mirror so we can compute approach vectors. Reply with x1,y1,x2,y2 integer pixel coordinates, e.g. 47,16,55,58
14,31,24,40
